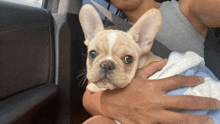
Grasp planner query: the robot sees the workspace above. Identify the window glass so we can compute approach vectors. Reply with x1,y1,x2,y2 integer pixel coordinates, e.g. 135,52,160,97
2,0,43,8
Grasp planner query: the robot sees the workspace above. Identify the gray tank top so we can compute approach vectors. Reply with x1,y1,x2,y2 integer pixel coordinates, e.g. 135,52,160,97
156,1,205,57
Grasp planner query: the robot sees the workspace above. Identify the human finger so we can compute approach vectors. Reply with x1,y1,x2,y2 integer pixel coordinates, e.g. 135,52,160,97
135,59,168,78
156,75,204,92
163,95,220,110
157,110,215,124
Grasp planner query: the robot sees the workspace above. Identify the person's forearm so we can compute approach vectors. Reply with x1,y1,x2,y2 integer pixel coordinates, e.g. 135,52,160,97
82,60,220,124
183,0,220,27
83,115,117,124
83,88,103,116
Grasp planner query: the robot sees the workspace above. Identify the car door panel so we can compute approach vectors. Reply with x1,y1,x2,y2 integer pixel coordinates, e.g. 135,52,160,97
0,1,54,100
0,1,59,124
0,83,58,124
0,0,91,123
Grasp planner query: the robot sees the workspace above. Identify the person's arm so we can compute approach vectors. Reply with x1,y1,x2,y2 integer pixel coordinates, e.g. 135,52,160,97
83,59,220,124
179,0,220,37
83,115,117,124
83,82,103,115
187,0,220,27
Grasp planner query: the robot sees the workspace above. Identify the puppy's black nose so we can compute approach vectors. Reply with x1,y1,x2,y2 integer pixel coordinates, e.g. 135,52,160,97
100,61,115,74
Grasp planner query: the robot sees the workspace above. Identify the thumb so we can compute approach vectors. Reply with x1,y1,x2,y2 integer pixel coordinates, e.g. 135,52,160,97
135,59,168,78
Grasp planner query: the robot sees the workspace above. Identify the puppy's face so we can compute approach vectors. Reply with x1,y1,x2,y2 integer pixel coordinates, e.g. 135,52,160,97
86,30,140,89
79,4,162,90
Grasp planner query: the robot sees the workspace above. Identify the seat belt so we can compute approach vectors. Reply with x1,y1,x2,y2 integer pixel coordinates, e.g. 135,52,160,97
89,1,220,78
90,0,172,58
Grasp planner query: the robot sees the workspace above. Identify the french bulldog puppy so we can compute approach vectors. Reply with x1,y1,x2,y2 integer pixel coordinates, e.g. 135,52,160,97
79,4,162,93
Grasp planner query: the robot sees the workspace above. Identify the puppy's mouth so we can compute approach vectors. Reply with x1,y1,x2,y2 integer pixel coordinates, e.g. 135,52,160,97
88,71,128,90
95,77,116,90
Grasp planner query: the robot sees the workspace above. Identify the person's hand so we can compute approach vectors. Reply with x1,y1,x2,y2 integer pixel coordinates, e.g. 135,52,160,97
100,59,219,124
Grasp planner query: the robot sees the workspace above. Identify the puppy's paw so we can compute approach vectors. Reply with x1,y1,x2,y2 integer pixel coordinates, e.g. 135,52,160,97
87,83,107,93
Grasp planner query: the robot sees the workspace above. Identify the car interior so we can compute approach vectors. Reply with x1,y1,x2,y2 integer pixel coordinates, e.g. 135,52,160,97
0,0,219,124
1,0,88,123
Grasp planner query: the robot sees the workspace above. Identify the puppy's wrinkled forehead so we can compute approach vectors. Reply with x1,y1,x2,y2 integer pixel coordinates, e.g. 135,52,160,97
89,30,139,54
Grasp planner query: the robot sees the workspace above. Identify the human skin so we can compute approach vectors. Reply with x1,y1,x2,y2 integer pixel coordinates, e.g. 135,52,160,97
83,60,220,124
109,0,220,38
83,115,117,124
83,0,220,123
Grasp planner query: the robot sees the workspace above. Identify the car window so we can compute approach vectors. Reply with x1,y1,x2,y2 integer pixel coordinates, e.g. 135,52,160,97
2,0,42,8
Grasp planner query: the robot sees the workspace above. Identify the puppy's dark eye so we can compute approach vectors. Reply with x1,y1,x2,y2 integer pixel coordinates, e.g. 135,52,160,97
124,55,133,64
89,51,97,59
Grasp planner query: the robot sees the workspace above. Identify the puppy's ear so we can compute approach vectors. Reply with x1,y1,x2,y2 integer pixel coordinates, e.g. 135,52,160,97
79,4,104,46
127,9,162,54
